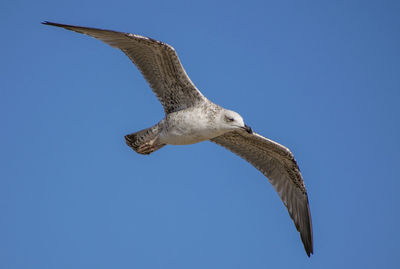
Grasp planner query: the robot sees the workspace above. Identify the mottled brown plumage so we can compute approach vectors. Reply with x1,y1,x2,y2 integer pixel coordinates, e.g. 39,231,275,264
43,21,313,256
42,21,206,114
211,130,313,255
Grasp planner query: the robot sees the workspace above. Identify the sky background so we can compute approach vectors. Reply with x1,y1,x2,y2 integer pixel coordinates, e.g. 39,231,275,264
1,0,400,268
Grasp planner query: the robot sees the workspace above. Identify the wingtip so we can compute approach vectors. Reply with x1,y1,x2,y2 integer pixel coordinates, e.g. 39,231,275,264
304,232,314,257
42,21,59,27
41,21,67,28
303,195,314,257
305,234,314,257
306,247,313,257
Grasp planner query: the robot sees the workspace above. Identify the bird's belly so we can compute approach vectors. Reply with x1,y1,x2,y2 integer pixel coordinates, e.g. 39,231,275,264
162,127,224,145
159,106,226,145
160,117,225,145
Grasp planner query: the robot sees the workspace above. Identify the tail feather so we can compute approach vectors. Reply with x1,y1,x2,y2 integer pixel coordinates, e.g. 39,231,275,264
125,123,165,155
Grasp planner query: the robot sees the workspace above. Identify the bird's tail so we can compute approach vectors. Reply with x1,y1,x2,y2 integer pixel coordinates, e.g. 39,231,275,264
125,123,166,155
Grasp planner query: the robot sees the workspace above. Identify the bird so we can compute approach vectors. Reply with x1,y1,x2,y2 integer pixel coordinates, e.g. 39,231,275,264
42,21,313,256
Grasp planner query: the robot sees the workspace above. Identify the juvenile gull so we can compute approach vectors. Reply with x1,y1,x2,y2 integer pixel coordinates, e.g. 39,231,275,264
43,21,313,256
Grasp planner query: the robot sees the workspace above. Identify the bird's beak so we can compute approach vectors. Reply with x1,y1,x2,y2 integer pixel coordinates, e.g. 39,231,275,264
243,124,253,134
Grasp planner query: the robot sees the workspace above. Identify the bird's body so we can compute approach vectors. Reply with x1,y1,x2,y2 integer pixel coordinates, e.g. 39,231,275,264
160,103,225,145
43,21,313,256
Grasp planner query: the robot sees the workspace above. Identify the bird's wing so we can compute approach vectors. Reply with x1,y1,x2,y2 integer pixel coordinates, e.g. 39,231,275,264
42,21,206,114
211,130,313,256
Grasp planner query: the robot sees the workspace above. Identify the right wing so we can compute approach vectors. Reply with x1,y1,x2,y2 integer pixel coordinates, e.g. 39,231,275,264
43,21,207,114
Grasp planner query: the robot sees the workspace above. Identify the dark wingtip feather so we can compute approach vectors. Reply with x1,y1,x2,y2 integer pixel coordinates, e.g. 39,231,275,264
41,21,77,29
41,21,59,26
302,199,314,257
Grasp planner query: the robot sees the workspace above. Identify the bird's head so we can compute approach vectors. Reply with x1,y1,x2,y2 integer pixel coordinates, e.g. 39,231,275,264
219,109,253,134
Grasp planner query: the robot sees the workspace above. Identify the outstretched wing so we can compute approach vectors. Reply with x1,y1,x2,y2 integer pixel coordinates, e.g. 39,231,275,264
211,130,313,256
42,21,206,114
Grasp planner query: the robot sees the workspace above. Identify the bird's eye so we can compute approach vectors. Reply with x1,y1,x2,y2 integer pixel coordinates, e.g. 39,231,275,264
225,116,234,122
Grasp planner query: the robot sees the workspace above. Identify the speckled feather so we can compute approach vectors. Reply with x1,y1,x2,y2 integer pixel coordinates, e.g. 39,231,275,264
43,21,313,256
211,130,313,256
42,21,206,114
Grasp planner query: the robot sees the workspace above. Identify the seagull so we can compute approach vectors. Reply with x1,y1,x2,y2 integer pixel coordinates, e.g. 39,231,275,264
43,21,313,256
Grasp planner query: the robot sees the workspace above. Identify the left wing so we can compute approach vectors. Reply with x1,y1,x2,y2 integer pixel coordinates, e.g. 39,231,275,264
211,130,313,256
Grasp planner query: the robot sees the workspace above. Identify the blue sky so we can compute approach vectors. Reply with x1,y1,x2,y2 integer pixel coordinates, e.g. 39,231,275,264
1,0,400,268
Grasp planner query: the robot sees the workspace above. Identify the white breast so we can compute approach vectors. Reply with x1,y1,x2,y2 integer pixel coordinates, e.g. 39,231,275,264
159,107,225,145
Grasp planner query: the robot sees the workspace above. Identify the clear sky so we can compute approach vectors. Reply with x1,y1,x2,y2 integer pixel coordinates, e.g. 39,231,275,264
1,0,399,268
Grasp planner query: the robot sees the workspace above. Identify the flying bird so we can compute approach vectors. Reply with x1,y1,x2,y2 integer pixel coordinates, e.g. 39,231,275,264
43,21,313,256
